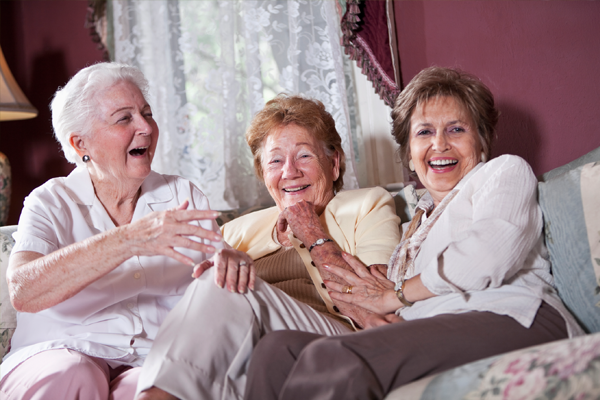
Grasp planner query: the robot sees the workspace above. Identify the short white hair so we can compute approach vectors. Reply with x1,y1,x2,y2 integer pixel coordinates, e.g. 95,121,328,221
50,62,149,166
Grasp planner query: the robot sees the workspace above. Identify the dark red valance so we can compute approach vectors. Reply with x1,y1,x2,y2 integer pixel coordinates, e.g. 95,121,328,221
342,0,401,107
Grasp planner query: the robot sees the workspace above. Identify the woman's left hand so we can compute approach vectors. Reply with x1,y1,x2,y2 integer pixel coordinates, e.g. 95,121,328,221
333,297,403,329
192,249,255,293
324,252,401,315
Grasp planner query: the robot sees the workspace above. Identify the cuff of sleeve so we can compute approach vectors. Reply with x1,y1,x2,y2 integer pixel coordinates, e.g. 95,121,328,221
12,238,56,256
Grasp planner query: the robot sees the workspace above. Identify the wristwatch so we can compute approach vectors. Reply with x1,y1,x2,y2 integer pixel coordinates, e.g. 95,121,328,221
395,280,414,307
308,238,333,252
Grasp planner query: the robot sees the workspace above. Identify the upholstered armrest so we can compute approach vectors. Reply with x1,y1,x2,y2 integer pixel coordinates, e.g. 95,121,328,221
0,225,17,363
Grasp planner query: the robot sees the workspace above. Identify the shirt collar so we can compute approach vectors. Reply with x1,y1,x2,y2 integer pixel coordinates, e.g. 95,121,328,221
63,166,95,206
64,167,174,207
139,171,174,205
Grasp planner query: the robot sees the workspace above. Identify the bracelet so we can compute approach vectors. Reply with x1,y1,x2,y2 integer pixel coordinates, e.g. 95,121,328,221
395,280,414,307
308,238,333,252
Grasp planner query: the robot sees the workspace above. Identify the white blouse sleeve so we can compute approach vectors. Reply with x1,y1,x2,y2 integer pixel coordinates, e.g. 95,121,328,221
13,187,64,256
419,156,544,295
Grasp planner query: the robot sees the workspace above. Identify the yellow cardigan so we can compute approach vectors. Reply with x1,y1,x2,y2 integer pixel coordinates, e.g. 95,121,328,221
221,187,401,325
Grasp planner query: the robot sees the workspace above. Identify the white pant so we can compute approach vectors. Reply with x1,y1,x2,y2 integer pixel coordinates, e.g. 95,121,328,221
0,349,140,400
136,268,351,400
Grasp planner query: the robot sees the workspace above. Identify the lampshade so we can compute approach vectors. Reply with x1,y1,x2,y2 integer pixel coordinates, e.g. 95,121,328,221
0,45,38,121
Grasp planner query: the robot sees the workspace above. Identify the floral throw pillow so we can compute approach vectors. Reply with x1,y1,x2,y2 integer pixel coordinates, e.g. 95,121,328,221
465,333,600,400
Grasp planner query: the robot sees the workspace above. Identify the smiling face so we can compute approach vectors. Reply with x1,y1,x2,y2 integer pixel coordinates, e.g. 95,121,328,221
409,96,482,206
70,80,158,190
262,123,340,214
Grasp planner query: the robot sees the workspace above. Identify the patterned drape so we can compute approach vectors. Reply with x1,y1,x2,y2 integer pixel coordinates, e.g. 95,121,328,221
342,0,401,107
109,0,361,210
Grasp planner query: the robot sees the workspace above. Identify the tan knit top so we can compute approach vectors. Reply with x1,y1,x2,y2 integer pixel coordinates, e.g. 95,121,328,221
254,246,329,315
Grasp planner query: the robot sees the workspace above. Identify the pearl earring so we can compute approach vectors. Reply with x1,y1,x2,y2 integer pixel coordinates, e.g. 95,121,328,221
82,155,90,163
481,152,487,163
408,160,415,172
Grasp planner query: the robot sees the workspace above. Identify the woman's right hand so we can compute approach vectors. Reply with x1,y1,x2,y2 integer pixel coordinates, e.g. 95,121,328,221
122,200,223,266
192,249,256,294
324,253,399,315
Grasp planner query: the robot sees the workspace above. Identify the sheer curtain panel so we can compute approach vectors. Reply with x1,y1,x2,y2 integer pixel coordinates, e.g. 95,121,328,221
110,0,361,210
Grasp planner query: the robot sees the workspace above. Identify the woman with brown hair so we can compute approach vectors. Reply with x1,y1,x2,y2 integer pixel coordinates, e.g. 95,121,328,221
242,67,584,399
136,94,401,400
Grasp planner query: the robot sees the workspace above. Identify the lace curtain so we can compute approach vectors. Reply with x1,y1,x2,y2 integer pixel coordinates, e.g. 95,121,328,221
109,0,361,210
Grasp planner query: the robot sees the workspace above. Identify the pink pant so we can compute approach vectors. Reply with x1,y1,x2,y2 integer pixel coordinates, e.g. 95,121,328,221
0,349,141,400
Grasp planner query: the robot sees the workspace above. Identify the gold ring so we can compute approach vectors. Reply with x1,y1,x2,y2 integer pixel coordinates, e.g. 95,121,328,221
343,285,353,294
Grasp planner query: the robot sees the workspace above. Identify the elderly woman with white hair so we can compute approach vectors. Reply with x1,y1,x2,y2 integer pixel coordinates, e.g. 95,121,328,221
0,62,246,399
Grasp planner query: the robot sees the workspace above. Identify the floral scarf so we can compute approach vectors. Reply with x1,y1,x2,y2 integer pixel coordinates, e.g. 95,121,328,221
387,190,459,289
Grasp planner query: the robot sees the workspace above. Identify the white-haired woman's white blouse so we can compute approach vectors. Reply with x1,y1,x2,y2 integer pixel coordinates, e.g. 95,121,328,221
397,155,583,337
0,167,223,379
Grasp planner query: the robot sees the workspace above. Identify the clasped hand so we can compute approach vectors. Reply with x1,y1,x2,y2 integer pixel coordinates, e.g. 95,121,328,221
276,200,325,244
324,253,400,316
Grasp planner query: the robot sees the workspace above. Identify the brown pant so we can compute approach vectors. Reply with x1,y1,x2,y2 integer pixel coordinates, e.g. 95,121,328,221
244,302,568,400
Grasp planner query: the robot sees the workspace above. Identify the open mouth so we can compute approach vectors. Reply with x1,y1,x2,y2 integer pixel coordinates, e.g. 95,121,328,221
283,185,310,193
129,147,148,156
428,159,457,170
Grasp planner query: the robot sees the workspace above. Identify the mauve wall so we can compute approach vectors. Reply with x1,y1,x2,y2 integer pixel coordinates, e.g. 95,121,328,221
2,1,599,224
0,1,104,225
394,1,600,177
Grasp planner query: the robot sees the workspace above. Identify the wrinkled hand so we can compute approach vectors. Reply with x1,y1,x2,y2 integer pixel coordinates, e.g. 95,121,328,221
122,200,222,266
362,312,404,329
334,298,403,330
369,264,388,280
192,248,255,293
324,253,399,315
276,200,326,245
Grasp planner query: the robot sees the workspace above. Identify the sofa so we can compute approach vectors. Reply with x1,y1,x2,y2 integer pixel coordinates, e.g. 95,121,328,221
385,146,600,400
1,146,599,399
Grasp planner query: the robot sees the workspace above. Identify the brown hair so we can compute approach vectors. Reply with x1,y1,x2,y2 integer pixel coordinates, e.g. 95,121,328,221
246,94,346,192
391,67,499,172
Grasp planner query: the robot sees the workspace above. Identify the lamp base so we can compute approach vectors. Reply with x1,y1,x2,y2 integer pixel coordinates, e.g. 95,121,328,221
0,151,11,226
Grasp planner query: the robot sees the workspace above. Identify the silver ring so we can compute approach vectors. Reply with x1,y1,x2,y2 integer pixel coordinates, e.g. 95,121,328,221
239,261,247,267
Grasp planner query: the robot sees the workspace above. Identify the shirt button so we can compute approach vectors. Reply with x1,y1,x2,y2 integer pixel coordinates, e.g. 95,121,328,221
299,243,306,249
134,272,141,279
128,303,135,309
